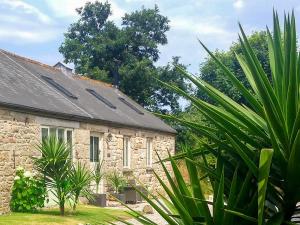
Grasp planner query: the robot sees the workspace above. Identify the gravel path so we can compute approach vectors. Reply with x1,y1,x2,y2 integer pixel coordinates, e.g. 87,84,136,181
115,212,166,225
109,202,167,225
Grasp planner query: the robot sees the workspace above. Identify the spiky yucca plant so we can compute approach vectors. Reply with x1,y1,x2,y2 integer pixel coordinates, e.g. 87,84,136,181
70,162,93,211
34,136,72,216
115,11,300,225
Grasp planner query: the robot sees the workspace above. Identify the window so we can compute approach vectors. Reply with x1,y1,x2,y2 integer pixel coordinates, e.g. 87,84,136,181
41,126,73,158
41,76,78,99
118,97,144,115
67,130,73,159
123,137,130,168
86,89,116,109
146,138,152,167
90,136,100,162
41,127,49,140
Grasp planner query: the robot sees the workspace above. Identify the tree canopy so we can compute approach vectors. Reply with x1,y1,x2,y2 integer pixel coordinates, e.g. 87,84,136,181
197,31,270,105
60,1,188,113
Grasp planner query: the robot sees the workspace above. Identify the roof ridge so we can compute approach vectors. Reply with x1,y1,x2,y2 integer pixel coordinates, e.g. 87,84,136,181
0,49,61,72
72,74,114,88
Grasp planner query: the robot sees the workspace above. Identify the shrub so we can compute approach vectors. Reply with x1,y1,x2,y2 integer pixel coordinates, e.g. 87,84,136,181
106,171,126,194
10,167,47,212
69,162,93,211
93,161,104,194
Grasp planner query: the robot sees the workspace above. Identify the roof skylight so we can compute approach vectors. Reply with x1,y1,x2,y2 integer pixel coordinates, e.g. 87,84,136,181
86,88,116,109
118,97,144,115
41,76,78,99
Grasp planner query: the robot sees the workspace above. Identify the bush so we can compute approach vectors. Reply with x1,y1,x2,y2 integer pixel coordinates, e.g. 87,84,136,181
69,162,93,211
106,171,126,194
10,167,47,212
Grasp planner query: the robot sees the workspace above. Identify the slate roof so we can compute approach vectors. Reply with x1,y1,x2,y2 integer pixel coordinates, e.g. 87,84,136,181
0,49,176,134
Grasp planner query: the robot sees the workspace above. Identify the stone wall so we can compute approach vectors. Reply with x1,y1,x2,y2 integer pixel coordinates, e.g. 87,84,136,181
0,107,175,214
0,108,40,214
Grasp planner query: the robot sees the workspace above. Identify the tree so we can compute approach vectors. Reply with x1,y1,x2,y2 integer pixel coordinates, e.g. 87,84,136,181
153,57,191,114
198,31,270,105
33,137,92,215
33,137,72,216
60,1,175,110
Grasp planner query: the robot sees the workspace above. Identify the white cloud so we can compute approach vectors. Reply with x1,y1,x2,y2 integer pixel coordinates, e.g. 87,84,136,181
0,28,59,43
233,0,244,10
45,0,125,21
170,17,235,38
0,0,60,43
1,0,52,24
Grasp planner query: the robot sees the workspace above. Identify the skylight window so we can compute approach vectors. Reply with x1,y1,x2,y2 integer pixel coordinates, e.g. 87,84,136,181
41,76,78,99
118,97,144,115
86,89,116,109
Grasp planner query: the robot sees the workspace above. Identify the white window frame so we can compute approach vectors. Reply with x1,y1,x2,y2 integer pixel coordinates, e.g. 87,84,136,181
90,134,103,163
40,126,74,160
41,126,50,140
89,133,104,193
146,138,153,167
123,136,131,168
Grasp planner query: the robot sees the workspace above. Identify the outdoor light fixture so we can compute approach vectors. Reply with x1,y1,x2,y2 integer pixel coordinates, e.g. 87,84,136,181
106,133,113,142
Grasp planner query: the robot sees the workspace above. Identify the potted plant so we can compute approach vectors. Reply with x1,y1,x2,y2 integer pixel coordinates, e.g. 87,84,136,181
106,171,126,203
90,161,107,207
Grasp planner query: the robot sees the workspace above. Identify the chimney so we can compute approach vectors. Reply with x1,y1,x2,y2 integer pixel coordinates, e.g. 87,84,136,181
53,62,73,77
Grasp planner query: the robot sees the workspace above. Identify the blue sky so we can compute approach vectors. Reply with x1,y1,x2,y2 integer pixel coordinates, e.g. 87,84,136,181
0,0,299,74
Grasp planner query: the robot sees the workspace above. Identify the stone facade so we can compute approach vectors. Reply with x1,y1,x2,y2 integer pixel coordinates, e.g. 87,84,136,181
0,107,175,214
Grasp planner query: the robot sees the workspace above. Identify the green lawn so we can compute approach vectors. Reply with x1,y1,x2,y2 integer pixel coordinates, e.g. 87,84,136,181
0,205,130,225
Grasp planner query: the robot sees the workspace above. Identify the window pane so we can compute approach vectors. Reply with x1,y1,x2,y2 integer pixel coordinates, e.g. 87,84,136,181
41,128,49,140
146,138,152,166
94,137,99,162
90,136,94,162
50,128,56,137
67,131,72,145
123,137,129,167
67,130,73,159
123,138,126,166
57,128,64,140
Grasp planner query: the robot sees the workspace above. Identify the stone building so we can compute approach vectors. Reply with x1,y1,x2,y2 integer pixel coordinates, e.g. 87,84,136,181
0,49,176,214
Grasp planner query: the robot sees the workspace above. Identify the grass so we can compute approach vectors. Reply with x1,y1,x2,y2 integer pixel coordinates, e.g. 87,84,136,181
0,205,131,225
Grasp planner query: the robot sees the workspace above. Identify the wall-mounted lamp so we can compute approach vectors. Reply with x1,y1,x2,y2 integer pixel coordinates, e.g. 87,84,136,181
106,133,113,142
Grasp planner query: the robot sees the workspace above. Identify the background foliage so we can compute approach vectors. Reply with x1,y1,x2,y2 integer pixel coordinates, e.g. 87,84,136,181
197,31,270,105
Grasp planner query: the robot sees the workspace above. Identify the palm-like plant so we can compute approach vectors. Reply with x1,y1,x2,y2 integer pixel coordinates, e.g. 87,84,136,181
69,162,93,211
94,161,104,194
34,136,72,216
107,171,126,194
117,11,300,225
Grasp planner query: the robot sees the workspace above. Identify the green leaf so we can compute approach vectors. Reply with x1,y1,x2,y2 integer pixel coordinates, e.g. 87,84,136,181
213,167,224,225
258,148,274,225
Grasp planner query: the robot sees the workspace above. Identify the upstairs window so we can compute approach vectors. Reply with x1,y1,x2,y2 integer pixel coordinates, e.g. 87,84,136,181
90,136,100,162
41,76,78,99
146,138,152,167
86,89,116,109
123,137,130,168
118,97,144,115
